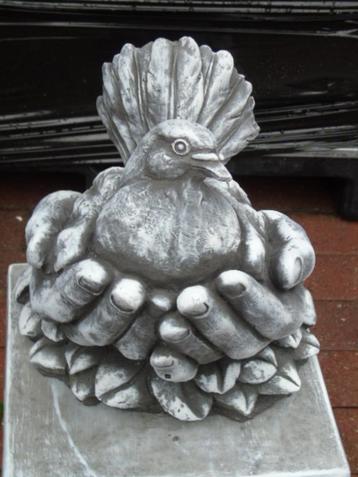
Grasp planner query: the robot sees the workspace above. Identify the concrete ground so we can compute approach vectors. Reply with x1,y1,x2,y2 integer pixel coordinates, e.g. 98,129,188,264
0,171,357,474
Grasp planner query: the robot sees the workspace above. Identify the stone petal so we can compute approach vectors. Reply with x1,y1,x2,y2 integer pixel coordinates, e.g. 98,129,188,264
215,384,258,417
276,328,303,349
259,361,301,395
30,338,66,376
239,361,277,385
65,344,102,375
99,369,157,410
195,358,241,394
239,347,278,384
150,376,213,421
258,346,278,366
41,319,65,343
19,303,42,338
14,265,31,304
294,330,320,360
95,351,143,400
69,368,98,405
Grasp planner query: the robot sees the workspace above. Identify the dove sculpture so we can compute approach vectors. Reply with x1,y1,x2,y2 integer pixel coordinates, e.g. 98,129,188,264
15,37,319,422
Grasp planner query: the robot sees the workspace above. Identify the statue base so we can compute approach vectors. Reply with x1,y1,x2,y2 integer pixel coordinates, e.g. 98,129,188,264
4,264,350,477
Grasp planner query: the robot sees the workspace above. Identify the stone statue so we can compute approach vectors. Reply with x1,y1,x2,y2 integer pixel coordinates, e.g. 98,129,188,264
15,37,320,422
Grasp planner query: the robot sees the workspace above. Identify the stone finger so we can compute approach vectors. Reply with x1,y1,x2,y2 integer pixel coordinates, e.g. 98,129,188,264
150,345,198,382
114,288,175,360
272,243,315,290
30,258,112,323
216,270,300,339
159,312,222,364
114,289,176,361
25,191,81,268
114,311,157,360
63,277,146,346
54,219,95,272
27,233,55,269
300,288,317,326
177,285,268,360
147,288,176,318
263,211,315,289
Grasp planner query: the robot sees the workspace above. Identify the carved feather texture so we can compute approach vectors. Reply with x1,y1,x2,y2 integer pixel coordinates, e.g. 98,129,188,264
98,37,259,163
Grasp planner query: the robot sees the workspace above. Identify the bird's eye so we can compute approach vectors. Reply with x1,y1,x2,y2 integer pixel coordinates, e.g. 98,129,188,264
172,139,191,156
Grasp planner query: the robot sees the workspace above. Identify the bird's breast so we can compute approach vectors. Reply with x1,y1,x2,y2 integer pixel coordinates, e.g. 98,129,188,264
92,179,241,286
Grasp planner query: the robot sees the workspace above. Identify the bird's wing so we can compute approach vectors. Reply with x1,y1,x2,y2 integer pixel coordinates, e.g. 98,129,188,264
205,177,267,279
53,167,125,271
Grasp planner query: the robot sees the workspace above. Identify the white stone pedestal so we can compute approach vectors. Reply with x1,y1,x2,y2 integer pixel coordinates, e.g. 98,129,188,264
3,264,350,477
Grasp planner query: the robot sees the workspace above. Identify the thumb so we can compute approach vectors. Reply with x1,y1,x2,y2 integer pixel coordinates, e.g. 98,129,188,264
262,210,315,289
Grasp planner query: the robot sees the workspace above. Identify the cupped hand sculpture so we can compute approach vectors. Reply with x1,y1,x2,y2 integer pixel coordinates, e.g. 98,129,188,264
16,37,319,421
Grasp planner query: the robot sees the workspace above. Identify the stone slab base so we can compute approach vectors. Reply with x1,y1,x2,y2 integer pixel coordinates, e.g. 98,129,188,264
3,264,351,477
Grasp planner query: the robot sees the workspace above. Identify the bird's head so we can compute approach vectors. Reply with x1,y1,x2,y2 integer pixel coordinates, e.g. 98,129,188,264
128,119,231,182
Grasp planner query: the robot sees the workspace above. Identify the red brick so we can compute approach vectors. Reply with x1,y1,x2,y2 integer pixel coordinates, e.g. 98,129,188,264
306,255,358,301
0,210,28,252
291,213,358,255
240,177,336,214
0,172,85,210
335,408,358,474
314,301,358,351
319,351,358,407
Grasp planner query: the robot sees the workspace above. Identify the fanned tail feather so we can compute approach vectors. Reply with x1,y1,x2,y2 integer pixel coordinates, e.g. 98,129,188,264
98,63,136,159
112,44,148,144
136,41,152,131
219,97,260,160
147,38,175,129
97,37,259,163
208,74,252,146
198,48,234,128
174,37,204,121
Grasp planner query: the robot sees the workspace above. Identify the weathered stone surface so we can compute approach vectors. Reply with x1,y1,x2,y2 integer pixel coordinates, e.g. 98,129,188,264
4,264,350,477
16,37,320,422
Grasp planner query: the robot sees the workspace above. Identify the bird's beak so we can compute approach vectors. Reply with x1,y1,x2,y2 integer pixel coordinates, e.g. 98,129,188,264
191,151,232,182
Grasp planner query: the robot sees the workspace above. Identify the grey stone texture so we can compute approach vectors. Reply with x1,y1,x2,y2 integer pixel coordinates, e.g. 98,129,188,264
4,265,350,477
16,37,321,421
